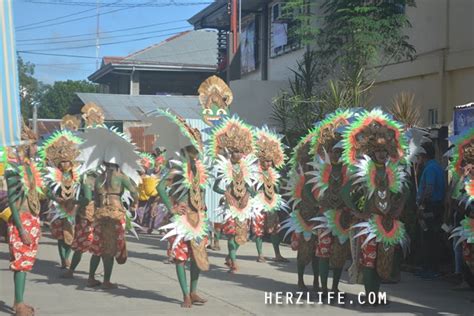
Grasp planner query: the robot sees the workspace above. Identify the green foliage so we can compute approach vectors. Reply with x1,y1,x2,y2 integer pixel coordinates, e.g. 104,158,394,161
271,50,325,147
272,52,373,147
282,0,319,46
272,0,415,146
389,91,421,127
18,55,42,119
318,0,416,73
39,80,98,119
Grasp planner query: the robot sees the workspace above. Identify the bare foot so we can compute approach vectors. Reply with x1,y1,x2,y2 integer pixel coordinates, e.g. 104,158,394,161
86,278,102,288
274,255,289,263
101,281,118,290
190,292,207,305
228,262,238,274
181,295,192,308
14,303,34,316
256,255,266,263
65,259,71,269
60,270,74,279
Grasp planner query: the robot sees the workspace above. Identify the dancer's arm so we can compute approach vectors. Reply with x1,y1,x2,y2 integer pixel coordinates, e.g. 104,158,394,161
158,171,173,211
121,175,138,208
5,171,30,244
213,178,226,195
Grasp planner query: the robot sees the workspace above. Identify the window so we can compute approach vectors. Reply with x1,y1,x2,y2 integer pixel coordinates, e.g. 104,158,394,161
270,2,301,58
240,16,259,74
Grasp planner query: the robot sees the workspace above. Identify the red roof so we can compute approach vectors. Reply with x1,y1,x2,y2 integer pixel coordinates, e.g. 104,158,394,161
38,120,61,137
102,56,124,65
27,119,61,139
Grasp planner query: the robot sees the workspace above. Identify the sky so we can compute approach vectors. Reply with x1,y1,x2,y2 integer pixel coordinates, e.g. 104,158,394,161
12,0,212,84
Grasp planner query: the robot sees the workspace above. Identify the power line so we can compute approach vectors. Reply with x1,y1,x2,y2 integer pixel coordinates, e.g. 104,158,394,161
18,48,216,62
18,52,98,59
35,62,97,65
24,1,212,7
17,1,154,32
18,30,191,51
17,26,191,46
17,19,188,42
16,0,119,29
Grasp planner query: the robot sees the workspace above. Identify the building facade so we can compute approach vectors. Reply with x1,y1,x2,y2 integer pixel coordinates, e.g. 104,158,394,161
88,30,218,96
190,0,474,127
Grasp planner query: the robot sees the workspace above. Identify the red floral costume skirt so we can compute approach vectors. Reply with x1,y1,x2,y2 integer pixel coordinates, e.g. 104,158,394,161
8,212,41,272
90,218,126,258
315,230,333,258
251,213,265,238
167,236,209,262
222,217,237,235
71,218,94,253
360,237,377,268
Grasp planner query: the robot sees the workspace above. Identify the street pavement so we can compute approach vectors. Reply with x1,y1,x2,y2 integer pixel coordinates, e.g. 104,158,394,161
1,230,473,316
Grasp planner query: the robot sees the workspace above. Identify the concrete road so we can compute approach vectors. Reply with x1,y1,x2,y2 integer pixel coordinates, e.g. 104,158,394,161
0,230,473,315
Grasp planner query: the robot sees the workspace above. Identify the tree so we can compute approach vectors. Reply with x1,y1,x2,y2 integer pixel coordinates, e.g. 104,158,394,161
272,1,416,144
272,51,323,147
317,0,416,77
272,52,373,147
39,80,98,119
18,56,42,119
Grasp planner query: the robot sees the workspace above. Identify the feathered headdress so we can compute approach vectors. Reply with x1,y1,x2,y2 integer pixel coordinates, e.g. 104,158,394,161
342,108,407,166
254,126,285,169
198,75,233,111
61,114,81,131
39,130,82,167
309,109,353,158
288,131,316,170
165,111,203,153
448,127,474,178
78,126,141,184
198,76,233,126
209,115,254,159
81,102,105,128
139,152,155,170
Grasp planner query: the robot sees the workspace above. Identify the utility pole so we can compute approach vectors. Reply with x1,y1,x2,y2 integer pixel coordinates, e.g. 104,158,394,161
96,0,101,70
32,101,39,134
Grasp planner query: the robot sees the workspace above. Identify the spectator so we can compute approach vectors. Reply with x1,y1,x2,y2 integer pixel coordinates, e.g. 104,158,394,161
416,142,446,279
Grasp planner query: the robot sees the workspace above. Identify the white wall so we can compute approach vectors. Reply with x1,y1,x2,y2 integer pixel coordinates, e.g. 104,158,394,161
229,79,290,127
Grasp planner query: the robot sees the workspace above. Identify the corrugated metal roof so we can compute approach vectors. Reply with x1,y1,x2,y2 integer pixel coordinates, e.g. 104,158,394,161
76,93,201,121
124,30,217,66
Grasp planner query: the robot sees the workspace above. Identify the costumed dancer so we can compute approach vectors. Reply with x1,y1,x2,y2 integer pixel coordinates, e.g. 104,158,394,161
342,109,410,303
252,126,289,262
78,126,140,289
62,104,102,278
307,110,355,294
210,116,258,273
280,131,320,291
152,109,211,308
137,153,164,233
39,130,83,269
5,123,42,316
448,127,474,278
198,75,233,250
